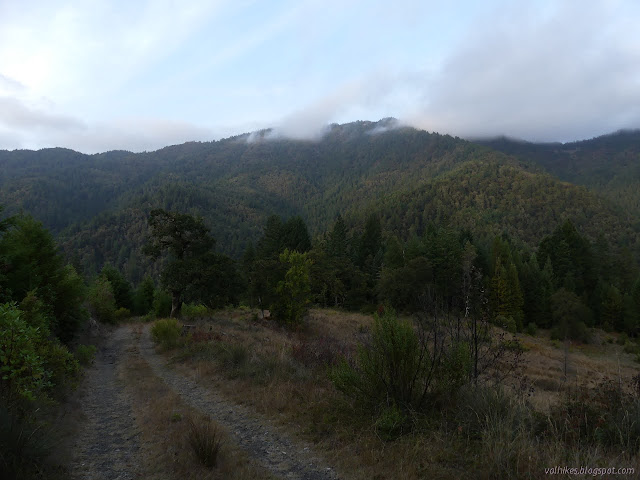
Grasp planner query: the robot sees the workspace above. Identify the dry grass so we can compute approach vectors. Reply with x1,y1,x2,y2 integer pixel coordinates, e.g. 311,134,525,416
159,309,640,480
120,325,273,480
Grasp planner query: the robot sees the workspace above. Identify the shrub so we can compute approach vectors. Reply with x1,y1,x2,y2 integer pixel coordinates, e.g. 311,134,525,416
182,303,209,319
152,290,172,318
151,318,181,350
330,308,471,413
375,404,409,441
75,345,97,366
617,333,629,346
525,322,537,336
624,342,640,355
114,308,131,321
188,418,222,468
0,303,49,402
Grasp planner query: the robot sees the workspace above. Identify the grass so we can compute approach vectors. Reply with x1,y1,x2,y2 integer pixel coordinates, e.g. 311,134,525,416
188,417,222,468
155,309,640,480
122,324,274,480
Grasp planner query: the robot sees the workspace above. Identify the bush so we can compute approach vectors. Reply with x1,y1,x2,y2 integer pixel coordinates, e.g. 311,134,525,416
0,303,49,402
330,308,470,413
182,303,209,319
152,290,172,318
114,308,131,321
75,345,97,366
525,322,537,336
188,418,222,468
495,315,517,334
151,318,181,350
375,405,409,441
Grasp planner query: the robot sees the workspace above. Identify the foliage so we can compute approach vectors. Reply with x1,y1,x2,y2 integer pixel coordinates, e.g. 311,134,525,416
99,264,133,311
87,277,117,324
330,307,471,413
133,276,155,315
0,215,87,342
181,303,209,319
272,249,313,326
0,304,49,402
74,344,97,366
114,307,131,321
152,289,172,318
144,209,237,317
0,303,78,404
550,289,592,342
151,318,182,350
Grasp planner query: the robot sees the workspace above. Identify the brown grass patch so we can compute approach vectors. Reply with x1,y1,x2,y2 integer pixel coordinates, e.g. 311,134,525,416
159,309,640,480
120,325,273,480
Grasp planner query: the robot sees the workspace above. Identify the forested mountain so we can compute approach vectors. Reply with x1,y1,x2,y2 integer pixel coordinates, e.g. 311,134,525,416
477,130,640,216
1,119,639,284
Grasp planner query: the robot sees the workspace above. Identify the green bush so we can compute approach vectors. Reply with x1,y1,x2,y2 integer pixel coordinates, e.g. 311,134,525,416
182,303,209,319
0,303,49,402
75,345,97,366
151,318,181,350
617,333,629,346
375,405,408,441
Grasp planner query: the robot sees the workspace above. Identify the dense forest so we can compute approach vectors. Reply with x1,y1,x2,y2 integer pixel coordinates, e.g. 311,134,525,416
1,119,639,340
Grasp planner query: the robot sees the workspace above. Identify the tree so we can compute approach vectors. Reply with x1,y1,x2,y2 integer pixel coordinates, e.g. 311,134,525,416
133,276,155,315
144,209,216,318
100,264,133,311
87,277,117,324
0,215,87,342
272,249,312,325
550,288,592,342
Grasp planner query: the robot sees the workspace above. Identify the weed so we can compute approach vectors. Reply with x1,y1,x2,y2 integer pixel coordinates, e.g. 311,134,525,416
75,344,97,366
188,418,222,469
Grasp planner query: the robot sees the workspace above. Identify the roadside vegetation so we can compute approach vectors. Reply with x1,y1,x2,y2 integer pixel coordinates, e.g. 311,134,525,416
149,306,640,479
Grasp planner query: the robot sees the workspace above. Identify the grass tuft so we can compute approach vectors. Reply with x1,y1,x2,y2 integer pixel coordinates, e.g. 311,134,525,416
187,417,222,469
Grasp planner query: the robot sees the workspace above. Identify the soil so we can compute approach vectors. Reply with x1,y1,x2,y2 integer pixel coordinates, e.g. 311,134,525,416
68,324,339,480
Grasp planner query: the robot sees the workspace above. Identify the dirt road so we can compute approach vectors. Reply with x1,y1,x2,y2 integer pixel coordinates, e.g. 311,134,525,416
69,324,338,480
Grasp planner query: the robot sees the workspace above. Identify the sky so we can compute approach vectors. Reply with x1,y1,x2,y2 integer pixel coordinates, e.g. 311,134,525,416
0,0,639,153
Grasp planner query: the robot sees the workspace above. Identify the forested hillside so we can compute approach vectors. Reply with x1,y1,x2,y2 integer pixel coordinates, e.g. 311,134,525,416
1,119,639,285
477,130,640,216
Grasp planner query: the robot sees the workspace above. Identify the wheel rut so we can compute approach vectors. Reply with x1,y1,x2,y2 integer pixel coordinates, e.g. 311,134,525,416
139,324,339,480
70,326,142,480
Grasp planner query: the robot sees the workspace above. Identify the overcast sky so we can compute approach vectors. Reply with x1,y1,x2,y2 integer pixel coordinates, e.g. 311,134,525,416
1,0,639,153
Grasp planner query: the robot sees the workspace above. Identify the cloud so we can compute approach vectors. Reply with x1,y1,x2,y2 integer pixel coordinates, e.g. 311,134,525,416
404,1,640,141
274,70,412,140
0,73,26,94
0,96,86,131
49,117,216,153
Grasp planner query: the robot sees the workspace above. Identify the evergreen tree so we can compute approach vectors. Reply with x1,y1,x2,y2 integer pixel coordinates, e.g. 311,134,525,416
100,264,133,310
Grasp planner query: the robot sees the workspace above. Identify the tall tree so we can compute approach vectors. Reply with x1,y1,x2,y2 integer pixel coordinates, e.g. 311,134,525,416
144,209,216,318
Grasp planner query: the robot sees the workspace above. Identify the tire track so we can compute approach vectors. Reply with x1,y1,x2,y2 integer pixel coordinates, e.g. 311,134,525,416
139,324,339,480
